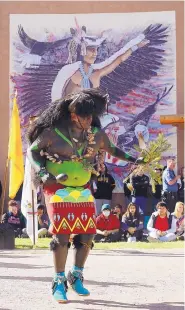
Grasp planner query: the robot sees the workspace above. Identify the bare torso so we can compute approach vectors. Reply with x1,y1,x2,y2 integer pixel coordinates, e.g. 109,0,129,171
63,69,100,97
40,126,102,165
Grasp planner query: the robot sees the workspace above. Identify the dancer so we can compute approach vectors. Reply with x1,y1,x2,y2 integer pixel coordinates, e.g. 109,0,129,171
27,88,144,303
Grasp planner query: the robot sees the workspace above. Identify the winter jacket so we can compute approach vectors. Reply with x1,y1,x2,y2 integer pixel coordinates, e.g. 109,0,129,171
121,212,144,231
147,211,176,234
131,174,150,197
94,173,115,200
2,211,25,231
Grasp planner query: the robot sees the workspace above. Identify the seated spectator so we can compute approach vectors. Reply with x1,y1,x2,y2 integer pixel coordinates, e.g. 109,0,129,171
93,165,115,215
147,201,176,242
94,204,121,242
121,202,144,242
178,167,184,203
2,200,25,237
37,205,49,237
22,205,49,238
172,201,184,240
112,204,123,222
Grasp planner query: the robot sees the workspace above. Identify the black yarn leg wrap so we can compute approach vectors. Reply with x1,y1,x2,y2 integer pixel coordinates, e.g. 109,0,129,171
52,278,68,294
73,235,94,249
67,270,84,286
50,239,60,251
50,238,71,251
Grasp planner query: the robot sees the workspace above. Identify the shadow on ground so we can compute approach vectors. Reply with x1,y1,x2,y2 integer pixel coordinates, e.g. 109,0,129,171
0,275,154,289
0,262,51,269
91,250,184,258
0,254,31,259
72,300,184,309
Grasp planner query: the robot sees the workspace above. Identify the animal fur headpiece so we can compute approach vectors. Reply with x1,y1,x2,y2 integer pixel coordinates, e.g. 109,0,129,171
67,18,105,63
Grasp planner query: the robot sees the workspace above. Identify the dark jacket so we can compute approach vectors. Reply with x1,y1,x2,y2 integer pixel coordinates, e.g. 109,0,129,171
2,211,25,231
121,212,144,231
178,177,184,202
93,172,115,200
153,182,162,199
131,174,150,197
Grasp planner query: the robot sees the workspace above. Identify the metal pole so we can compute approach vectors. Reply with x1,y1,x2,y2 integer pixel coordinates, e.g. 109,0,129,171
31,188,36,246
0,158,9,222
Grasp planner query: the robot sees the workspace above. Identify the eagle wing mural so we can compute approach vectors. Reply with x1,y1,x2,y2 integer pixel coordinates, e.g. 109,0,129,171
100,24,168,103
12,23,171,150
18,25,71,56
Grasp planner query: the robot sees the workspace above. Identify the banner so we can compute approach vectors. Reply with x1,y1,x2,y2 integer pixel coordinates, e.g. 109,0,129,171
21,156,38,244
8,93,24,198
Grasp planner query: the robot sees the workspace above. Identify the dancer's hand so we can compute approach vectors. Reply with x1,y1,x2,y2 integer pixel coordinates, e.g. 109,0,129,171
41,172,57,186
135,157,146,165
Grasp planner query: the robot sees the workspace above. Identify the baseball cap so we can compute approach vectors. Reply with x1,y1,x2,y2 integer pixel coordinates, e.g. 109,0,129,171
101,204,111,211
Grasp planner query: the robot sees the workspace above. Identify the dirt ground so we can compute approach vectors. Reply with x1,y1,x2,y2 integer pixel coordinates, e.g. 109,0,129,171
0,248,184,310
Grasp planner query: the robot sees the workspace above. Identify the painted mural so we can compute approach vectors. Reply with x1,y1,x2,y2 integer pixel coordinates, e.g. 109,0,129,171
10,12,176,191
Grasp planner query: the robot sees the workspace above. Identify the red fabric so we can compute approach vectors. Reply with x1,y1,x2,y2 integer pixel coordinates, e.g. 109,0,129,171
47,202,96,234
96,213,120,231
154,216,169,231
43,183,64,195
43,183,91,196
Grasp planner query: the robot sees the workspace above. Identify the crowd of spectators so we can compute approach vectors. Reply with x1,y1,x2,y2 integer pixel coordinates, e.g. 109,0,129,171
1,200,49,239
0,158,184,244
93,157,184,243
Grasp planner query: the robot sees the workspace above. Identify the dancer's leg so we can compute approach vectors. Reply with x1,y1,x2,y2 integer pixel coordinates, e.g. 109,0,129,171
73,234,94,268
67,234,94,296
50,234,70,303
51,234,70,272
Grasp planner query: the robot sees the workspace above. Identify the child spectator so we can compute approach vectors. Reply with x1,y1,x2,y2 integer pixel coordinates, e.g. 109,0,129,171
147,201,176,242
121,202,144,242
93,165,115,215
2,200,25,237
94,204,121,242
171,201,184,240
37,205,49,237
112,204,123,222
22,205,49,238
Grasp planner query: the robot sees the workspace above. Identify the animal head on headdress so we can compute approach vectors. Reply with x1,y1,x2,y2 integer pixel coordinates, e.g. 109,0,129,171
67,88,109,117
67,18,106,64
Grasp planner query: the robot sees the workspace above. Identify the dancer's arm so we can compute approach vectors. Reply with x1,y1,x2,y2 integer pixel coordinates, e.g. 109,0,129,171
99,131,143,164
27,129,52,173
27,129,58,185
